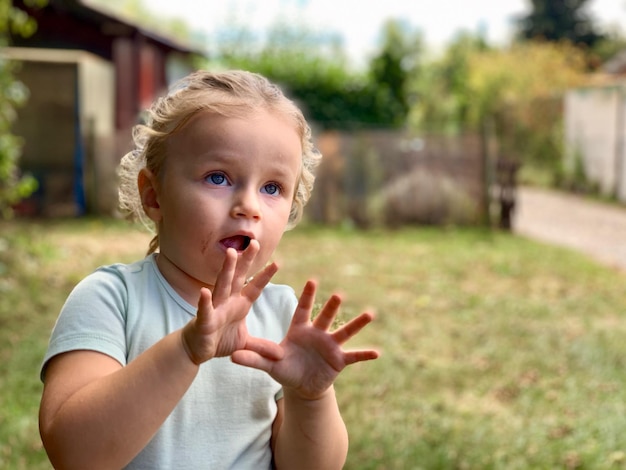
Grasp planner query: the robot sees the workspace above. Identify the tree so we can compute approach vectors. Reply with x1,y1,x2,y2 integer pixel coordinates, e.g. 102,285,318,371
0,0,46,217
368,19,423,127
211,19,361,127
593,28,626,65
465,41,587,176
412,39,588,175
409,32,488,133
516,0,604,48
209,18,418,129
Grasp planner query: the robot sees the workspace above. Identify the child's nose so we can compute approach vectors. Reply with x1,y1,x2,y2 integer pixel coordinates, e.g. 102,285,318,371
231,187,261,220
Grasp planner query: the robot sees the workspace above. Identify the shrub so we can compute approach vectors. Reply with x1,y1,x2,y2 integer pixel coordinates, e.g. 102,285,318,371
380,168,480,227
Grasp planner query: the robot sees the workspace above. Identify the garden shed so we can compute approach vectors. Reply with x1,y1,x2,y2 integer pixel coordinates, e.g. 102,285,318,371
8,0,204,216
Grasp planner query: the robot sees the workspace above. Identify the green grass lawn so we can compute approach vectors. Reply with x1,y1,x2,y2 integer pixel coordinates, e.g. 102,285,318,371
1,219,626,469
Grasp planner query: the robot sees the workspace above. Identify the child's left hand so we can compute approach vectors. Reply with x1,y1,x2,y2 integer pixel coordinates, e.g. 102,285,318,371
232,280,379,399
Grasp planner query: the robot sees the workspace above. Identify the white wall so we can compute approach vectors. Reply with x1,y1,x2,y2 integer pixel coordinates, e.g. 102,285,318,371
564,84,626,202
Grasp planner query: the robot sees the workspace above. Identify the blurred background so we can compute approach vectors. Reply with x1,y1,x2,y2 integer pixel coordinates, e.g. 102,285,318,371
3,0,626,229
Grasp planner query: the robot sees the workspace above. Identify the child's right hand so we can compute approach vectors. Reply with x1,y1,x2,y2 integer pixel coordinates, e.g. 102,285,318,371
181,240,284,365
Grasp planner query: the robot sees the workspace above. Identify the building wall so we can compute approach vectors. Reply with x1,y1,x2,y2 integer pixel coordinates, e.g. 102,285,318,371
7,0,200,218
13,60,78,216
79,52,116,214
564,85,626,201
6,47,116,216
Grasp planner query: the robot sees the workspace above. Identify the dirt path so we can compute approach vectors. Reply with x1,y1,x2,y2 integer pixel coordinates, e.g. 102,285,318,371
514,187,626,272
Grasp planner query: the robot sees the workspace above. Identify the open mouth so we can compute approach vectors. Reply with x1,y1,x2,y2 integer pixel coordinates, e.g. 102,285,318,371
220,235,252,251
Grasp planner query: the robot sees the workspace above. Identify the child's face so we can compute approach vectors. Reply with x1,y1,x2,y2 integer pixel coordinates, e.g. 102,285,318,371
146,109,302,296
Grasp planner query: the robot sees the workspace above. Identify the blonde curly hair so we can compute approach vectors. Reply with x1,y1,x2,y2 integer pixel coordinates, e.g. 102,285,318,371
118,70,321,255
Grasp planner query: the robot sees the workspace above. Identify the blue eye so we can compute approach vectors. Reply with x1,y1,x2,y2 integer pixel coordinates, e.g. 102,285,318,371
206,172,228,186
262,183,281,196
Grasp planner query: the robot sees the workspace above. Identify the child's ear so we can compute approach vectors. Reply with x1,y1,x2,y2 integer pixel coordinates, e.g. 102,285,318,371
138,168,161,222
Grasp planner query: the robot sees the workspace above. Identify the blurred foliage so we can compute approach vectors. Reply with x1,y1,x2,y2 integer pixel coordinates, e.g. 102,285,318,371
516,0,604,49
208,18,421,129
367,20,422,127
465,41,587,172
412,38,588,183
513,0,623,72
465,41,587,128
593,29,626,65
409,32,490,134
0,0,45,218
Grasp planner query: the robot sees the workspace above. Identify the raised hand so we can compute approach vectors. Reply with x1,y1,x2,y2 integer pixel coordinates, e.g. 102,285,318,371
181,240,284,365
232,280,379,399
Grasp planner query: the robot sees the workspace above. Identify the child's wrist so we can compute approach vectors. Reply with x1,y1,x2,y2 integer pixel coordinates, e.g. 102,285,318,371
283,384,335,403
180,325,211,366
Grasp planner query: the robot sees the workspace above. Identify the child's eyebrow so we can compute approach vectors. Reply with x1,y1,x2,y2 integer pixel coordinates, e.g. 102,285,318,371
269,166,296,181
194,151,235,161
185,151,239,169
190,152,297,179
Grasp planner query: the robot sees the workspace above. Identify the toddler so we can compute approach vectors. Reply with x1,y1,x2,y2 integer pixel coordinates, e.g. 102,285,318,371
39,70,378,469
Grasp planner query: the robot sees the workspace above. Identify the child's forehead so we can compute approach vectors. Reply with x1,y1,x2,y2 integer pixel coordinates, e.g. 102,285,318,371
166,109,304,162
189,106,296,131
176,108,301,143
185,101,293,123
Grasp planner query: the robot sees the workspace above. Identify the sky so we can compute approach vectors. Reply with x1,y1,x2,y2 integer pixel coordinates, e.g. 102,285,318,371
147,0,626,66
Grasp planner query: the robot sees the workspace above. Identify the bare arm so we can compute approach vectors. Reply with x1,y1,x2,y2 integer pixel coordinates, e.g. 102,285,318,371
40,243,282,469
236,280,379,470
39,332,198,469
274,386,349,469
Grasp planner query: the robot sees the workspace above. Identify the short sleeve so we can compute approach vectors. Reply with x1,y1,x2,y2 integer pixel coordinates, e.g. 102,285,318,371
40,266,129,381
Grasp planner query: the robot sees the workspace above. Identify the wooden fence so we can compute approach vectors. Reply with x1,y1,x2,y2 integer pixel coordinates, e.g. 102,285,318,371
306,129,490,227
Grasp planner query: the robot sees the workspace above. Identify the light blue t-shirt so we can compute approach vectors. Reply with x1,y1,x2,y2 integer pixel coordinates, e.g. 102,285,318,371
41,254,297,469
